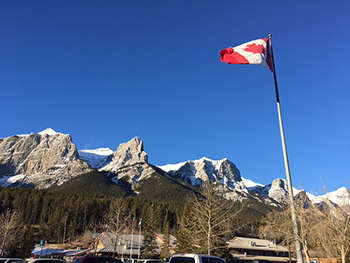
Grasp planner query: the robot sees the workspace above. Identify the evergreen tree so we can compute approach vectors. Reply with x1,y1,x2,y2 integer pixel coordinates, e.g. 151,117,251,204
140,204,159,259
160,221,171,259
16,226,34,258
175,202,196,253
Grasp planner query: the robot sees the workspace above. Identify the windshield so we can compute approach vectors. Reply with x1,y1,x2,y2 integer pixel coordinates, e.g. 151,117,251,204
170,257,195,263
73,259,83,263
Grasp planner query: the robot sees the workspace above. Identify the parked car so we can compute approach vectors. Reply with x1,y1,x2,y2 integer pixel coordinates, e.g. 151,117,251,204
126,258,138,263
29,259,66,263
125,259,138,263
137,260,162,263
0,259,25,263
169,254,226,263
73,256,122,263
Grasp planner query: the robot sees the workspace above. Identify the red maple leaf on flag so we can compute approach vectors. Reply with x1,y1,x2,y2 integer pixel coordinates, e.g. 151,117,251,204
244,43,265,54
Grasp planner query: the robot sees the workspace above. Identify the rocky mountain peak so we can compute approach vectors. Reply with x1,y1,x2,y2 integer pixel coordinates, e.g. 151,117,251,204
95,137,156,191
271,178,287,188
99,137,148,173
163,157,242,189
0,129,90,188
115,137,148,164
38,128,59,136
266,179,291,203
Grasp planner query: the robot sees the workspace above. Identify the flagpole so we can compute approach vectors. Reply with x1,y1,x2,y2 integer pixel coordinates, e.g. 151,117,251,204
122,223,125,259
138,219,142,260
268,34,304,263
130,217,134,259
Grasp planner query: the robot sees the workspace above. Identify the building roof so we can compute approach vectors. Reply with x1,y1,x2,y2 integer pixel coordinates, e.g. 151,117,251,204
230,255,294,263
90,232,176,255
227,237,288,253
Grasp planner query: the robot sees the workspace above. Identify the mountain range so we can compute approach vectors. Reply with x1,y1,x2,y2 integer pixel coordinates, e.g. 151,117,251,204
0,128,349,207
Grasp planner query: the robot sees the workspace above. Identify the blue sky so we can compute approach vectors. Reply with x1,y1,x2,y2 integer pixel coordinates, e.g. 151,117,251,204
1,1,349,194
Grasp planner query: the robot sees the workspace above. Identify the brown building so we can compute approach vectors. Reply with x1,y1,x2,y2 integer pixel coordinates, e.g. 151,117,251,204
310,258,340,263
227,237,296,263
89,232,176,258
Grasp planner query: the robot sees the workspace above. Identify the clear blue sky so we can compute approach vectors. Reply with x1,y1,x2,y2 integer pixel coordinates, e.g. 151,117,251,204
1,1,349,194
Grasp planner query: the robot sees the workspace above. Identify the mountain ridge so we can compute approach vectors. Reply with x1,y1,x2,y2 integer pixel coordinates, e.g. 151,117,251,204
0,128,348,207
76,133,350,207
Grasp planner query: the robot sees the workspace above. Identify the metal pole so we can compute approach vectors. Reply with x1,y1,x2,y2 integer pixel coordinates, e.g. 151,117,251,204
268,34,304,263
130,218,134,259
138,219,142,260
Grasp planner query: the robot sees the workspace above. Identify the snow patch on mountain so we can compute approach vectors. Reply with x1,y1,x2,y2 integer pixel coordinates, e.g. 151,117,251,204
16,128,62,138
0,174,26,187
160,161,188,173
38,128,59,136
306,187,350,206
242,177,264,189
79,148,114,168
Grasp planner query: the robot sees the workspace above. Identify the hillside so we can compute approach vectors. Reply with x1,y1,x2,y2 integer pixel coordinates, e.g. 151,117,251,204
48,169,128,198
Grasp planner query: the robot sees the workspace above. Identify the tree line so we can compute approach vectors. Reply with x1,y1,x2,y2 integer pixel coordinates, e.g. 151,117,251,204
0,181,269,258
3,182,347,263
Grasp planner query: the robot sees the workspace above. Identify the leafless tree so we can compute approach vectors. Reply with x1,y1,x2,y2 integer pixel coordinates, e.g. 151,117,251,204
103,199,131,257
259,195,314,263
311,199,350,263
260,190,350,263
0,209,23,257
178,181,244,256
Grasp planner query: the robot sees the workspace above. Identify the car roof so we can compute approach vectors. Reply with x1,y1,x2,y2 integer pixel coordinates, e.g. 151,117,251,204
172,254,223,259
0,260,25,263
29,259,66,262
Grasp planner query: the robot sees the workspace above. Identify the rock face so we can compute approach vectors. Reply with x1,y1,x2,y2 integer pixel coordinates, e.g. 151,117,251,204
162,157,252,201
268,178,289,202
0,129,90,188
166,157,242,187
99,137,148,172
99,137,157,188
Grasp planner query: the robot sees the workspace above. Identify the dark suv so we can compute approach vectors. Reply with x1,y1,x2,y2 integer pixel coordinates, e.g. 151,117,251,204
73,256,122,263
0,259,25,263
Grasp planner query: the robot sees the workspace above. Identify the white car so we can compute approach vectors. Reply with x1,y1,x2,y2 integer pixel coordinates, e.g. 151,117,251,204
137,260,162,263
169,254,226,263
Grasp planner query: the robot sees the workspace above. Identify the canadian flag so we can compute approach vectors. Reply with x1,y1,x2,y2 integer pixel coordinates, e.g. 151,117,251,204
220,38,274,72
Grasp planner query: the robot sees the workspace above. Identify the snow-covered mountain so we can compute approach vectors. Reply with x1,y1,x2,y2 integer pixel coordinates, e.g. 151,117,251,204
0,128,348,207
306,186,350,207
158,158,349,206
159,158,350,206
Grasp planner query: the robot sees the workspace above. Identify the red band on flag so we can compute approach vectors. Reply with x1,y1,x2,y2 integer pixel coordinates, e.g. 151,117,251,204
220,47,249,64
